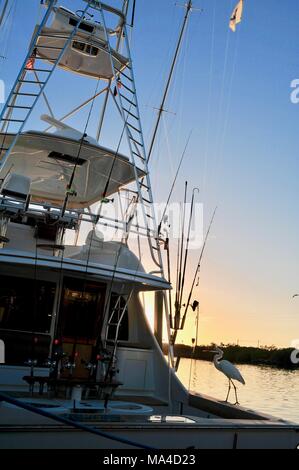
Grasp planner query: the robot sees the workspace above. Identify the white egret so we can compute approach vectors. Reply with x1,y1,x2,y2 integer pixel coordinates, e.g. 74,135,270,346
210,346,245,404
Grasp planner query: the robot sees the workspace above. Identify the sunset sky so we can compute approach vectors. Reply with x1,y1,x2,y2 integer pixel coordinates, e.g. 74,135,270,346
1,0,299,348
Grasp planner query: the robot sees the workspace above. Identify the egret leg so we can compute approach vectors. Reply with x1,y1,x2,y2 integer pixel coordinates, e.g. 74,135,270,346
225,380,231,402
231,381,239,405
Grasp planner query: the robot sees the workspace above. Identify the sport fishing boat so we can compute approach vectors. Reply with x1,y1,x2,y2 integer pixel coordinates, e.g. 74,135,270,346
0,0,298,450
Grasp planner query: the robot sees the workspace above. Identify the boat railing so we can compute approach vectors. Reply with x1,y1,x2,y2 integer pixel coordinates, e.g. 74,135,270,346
0,193,157,252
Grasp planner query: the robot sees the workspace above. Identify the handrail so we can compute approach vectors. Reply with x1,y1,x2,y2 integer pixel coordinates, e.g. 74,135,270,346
83,1,125,23
0,392,156,450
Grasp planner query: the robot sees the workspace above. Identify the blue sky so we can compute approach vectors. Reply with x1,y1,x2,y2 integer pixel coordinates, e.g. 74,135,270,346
1,0,299,346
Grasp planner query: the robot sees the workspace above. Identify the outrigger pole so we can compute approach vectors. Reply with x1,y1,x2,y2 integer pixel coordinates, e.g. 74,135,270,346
0,0,9,28
147,0,193,163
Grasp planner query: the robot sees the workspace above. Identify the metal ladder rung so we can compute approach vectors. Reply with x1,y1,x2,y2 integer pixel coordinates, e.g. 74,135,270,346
119,93,137,107
19,80,46,85
7,105,31,109
141,196,152,204
139,181,150,190
132,150,145,160
120,82,135,94
129,136,143,147
12,92,39,96
0,147,9,152
28,68,52,73
1,118,24,122
123,107,139,121
127,122,141,134
119,70,133,82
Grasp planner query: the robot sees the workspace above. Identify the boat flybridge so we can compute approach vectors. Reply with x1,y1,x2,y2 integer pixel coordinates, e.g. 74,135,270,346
0,0,298,450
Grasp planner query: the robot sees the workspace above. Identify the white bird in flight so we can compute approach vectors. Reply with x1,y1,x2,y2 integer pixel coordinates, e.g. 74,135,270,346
210,346,245,404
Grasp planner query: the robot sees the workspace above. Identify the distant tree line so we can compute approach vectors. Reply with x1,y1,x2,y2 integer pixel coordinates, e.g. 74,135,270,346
163,343,299,369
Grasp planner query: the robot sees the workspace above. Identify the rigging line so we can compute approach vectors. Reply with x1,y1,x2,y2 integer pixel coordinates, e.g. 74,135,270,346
147,0,193,164
0,0,15,64
61,78,101,217
32,226,39,360
51,233,65,353
143,2,176,142
178,186,199,311
33,70,55,118
214,0,233,166
95,87,132,224
162,114,175,176
215,30,240,198
173,206,217,345
44,87,109,132
202,0,216,197
158,130,192,234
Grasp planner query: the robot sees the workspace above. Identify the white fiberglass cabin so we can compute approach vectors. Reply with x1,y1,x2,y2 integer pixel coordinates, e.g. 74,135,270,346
34,6,129,80
0,117,145,208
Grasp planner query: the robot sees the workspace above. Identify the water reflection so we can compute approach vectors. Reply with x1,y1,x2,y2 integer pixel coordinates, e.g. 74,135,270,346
177,358,299,423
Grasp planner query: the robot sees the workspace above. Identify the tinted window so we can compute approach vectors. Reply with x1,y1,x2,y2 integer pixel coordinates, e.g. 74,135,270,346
0,275,55,333
58,278,106,341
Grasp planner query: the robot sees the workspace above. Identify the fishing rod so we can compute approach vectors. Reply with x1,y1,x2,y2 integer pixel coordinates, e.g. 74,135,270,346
173,206,217,345
147,0,193,163
157,130,192,235
175,181,188,329
178,186,199,312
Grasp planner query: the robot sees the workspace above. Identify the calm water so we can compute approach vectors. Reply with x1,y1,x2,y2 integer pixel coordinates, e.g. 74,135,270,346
177,358,299,423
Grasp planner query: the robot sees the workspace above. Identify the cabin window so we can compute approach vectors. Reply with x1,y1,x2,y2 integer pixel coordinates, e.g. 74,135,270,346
0,275,54,365
58,278,106,342
72,40,85,52
72,40,99,57
107,294,129,342
69,17,94,34
86,45,98,56
0,275,55,333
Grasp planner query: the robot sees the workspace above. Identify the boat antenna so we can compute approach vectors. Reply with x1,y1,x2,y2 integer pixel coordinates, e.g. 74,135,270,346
158,130,192,235
173,206,217,345
147,0,193,163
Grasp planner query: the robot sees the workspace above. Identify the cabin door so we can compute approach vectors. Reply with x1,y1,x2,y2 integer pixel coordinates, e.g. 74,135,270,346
57,277,106,378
